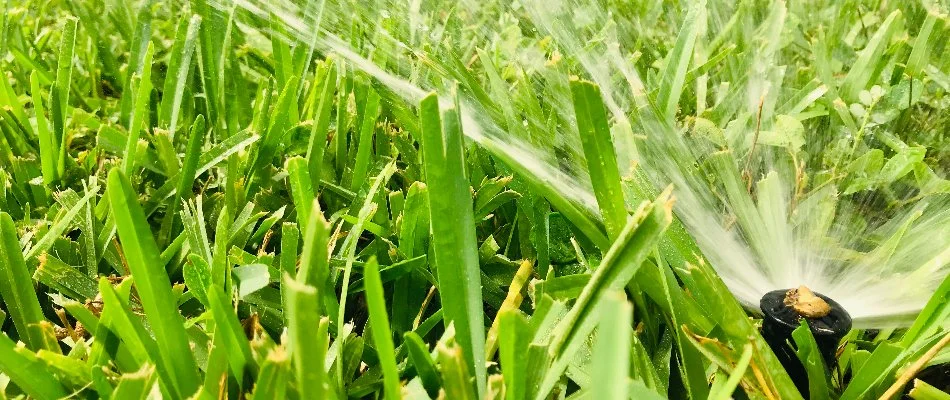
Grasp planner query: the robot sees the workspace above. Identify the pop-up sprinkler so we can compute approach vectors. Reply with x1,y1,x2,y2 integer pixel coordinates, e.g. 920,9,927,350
760,286,852,397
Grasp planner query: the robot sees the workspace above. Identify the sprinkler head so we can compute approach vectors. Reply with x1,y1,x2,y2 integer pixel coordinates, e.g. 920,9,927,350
760,286,852,397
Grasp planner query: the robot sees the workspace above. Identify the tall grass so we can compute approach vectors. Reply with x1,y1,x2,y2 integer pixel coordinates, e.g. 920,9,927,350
0,0,946,399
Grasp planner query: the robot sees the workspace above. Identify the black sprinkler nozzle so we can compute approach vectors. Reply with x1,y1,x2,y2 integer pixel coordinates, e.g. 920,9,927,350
760,287,852,397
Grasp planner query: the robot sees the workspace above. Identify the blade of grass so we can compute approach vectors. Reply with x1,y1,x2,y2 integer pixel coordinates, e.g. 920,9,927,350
31,72,57,186
306,60,337,189
591,291,632,400
419,92,487,396
707,343,754,400
207,288,255,383
26,183,98,259
122,43,155,176
436,325,478,400
284,275,334,400
158,14,201,139
404,331,441,398
51,16,77,179
0,332,68,399
286,157,315,229
485,260,533,360
107,170,200,398
571,79,627,239
250,348,291,400
657,0,705,120
0,212,51,351
363,257,401,399
97,278,164,379
840,10,903,101
159,115,205,245
33,254,98,301
536,191,672,399
279,222,299,276
112,364,158,400
909,379,950,400
792,321,830,399
350,88,381,191
119,3,153,125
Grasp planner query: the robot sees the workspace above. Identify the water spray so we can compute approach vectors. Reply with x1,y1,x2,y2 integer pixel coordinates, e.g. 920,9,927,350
760,286,852,396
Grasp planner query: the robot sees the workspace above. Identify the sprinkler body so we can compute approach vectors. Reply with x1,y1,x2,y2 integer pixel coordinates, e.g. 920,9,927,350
760,287,852,397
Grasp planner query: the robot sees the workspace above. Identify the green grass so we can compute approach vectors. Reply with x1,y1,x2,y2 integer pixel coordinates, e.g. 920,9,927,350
0,0,947,399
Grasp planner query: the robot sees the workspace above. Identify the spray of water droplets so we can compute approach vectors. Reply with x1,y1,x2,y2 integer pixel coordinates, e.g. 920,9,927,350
213,0,950,328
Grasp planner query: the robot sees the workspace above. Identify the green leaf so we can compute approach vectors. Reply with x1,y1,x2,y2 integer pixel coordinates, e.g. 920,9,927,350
436,324,478,400
657,0,705,120
234,263,270,298
363,257,402,400
706,343,754,400
158,15,201,138
306,60,338,190
52,16,78,178
840,342,903,400
792,322,830,400
112,364,158,400
879,146,926,184
537,192,672,399
840,11,903,101
33,254,98,301
286,156,315,229
31,72,57,186
107,170,200,398
758,115,805,151
404,331,442,398
207,288,255,383
284,275,333,399
0,332,68,399
591,291,632,400
498,309,532,400
419,92,487,397
570,79,627,240
909,379,950,400
122,43,155,176
350,88,381,191
0,212,50,351
250,348,291,400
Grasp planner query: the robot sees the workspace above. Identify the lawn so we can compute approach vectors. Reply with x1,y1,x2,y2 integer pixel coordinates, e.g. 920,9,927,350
0,0,948,399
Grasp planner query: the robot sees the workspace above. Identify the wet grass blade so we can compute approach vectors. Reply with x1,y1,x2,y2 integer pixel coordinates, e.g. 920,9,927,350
26,183,98,259
571,79,627,239
350,88,381,191
306,60,337,189
31,72,56,186
286,157,315,229
52,16,77,178
791,322,830,399
657,0,704,120
363,257,401,399
419,92,486,396
0,212,50,351
160,115,205,245
122,43,155,176
107,170,200,397
158,14,201,138
840,10,903,101
537,192,672,398
591,292,632,400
